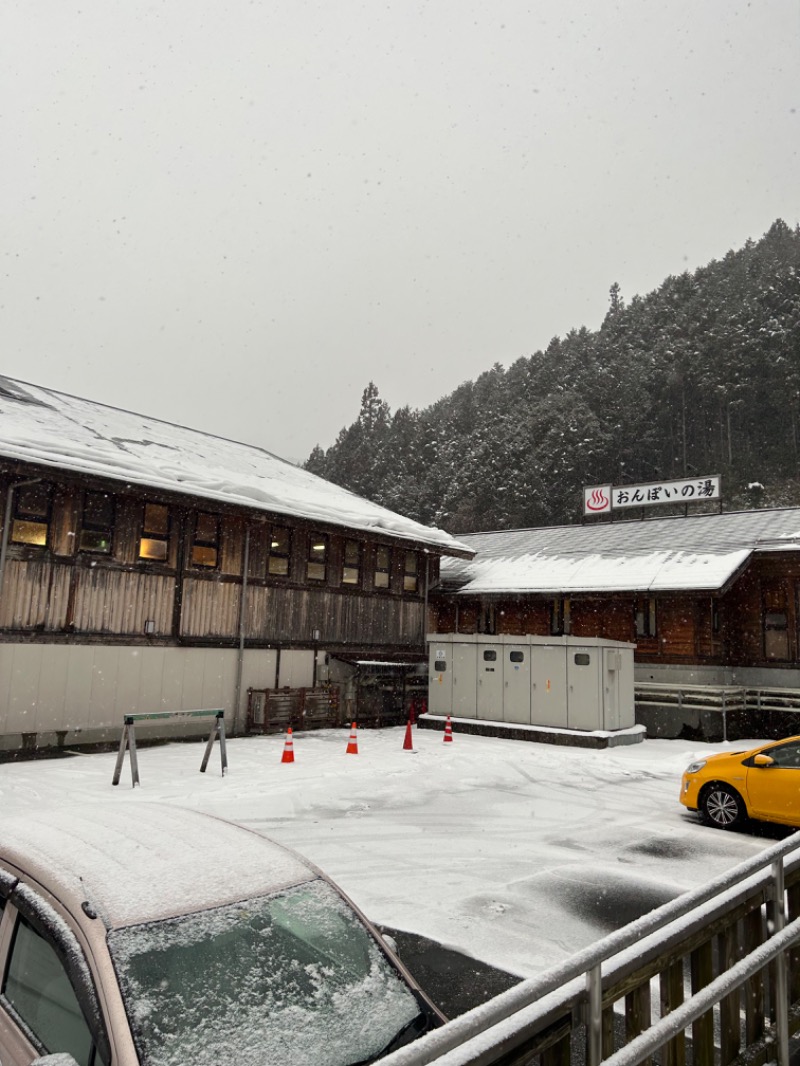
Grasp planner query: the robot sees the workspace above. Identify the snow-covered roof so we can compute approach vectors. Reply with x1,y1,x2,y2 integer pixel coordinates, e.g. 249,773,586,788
0,804,317,928
439,507,800,595
0,376,472,557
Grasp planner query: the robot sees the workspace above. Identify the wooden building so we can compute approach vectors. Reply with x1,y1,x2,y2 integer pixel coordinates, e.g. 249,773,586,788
0,376,471,751
429,508,800,737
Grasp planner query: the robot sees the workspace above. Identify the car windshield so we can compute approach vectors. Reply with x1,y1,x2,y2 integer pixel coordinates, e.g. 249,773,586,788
107,879,422,1066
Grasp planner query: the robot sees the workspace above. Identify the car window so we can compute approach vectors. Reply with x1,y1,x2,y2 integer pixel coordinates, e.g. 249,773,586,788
109,879,421,1066
2,916,95,1066
764,741,800,768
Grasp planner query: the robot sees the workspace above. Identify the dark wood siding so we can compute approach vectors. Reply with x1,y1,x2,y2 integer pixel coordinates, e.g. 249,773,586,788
430,553,800,671
1,470,438,652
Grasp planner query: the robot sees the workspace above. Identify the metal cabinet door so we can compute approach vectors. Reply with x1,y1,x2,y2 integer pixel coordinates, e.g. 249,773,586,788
503,646,531,724
567,647,602,730
477,645,503,721
531,646,568,727
428,644,453,717
452,643,478,718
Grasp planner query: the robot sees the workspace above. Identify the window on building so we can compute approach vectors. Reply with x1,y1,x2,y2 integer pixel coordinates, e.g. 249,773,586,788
191,512,219,568
138,503,170,562
509,651,524,663
374,546,390,589
483,650,497,661
634,597,657,638
79,491,115,554
307,534,328,581
763,582,790,661
550,601,571,631
10,483,53,547
765,611,790,661
342,540,361,585
268,526,291,577
403,552,418,593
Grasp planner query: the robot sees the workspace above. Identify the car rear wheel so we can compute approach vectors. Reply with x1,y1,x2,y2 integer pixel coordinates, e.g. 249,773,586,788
701,784,745,829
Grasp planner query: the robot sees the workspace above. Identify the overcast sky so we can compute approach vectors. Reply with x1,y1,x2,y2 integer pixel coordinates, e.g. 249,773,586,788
2,2,798,463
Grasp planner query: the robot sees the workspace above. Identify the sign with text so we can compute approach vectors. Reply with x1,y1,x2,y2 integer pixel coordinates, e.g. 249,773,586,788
583,476,721,515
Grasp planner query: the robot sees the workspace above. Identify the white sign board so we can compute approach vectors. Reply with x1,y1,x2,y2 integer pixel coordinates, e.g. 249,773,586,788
584,476,721,515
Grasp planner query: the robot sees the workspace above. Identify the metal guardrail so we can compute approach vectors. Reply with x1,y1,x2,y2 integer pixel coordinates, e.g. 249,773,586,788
635,683,800,741
635,682,745,740
382,832,800,1066
746,687,800,713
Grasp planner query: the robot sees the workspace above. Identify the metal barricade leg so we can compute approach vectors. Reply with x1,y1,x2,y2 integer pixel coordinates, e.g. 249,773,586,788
112,724,129,787
127,722,140,788
200,712,228,776
200,719,216,773
217,715,228,776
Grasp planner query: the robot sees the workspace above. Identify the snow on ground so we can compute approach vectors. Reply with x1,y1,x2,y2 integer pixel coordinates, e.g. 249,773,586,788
0,728,775,978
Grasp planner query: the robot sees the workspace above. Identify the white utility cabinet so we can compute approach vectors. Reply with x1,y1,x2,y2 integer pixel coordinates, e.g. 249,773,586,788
427,634,635,732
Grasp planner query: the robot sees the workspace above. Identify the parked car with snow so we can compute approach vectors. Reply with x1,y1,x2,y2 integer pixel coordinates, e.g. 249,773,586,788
680,735,800,829
0,805,444,1066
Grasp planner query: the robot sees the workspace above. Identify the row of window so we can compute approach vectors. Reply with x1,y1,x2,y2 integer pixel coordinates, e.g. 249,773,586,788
549,597,660,638
7,485,421,591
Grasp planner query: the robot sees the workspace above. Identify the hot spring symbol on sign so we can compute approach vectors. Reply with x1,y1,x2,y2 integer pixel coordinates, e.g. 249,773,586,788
584,486,611,514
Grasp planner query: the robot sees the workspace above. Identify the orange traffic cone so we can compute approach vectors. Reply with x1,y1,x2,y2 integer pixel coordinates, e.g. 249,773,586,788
402,719,414,751
346,722,359,755
281,727,295,763
443,715,454,743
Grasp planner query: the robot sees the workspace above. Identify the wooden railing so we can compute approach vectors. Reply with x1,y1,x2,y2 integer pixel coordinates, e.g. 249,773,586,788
382,833,800,1066
246,687,340,734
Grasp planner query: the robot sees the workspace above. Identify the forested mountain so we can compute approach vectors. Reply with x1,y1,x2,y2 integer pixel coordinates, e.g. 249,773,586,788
306,220,800,534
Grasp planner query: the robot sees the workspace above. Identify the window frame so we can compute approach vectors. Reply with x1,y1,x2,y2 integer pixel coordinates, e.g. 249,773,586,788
138,502,171,564
403,551,419,594
190,511,220,570
9,482,54,549
1,891,110,1066
78,491,115,556
550,598,564,637
763,582,790,662
267,526,292,578
306,533,328,583
342,539,361,587
373,546,391,590
634,597,658,639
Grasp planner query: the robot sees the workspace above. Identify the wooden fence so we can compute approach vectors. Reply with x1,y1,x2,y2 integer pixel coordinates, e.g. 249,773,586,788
246,687,340,734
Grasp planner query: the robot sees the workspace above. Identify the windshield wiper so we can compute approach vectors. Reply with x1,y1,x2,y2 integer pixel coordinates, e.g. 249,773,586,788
349,1012,429,1065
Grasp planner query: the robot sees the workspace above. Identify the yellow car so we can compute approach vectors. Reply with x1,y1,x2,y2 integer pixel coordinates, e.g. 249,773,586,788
680,735,800,829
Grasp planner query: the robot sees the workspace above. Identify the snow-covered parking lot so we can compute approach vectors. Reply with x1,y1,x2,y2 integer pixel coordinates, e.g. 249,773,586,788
0,727,781,979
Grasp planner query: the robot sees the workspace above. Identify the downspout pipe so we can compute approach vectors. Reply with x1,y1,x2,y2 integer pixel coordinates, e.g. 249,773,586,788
423,553,430,646
232,525,251,736
0,477,41,607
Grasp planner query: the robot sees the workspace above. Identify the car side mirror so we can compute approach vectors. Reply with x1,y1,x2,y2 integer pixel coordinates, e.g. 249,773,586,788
31,1055,82,1066
753,754,775,768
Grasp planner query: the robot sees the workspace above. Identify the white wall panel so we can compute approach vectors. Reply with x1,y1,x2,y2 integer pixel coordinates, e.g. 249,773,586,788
0,644,284,750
